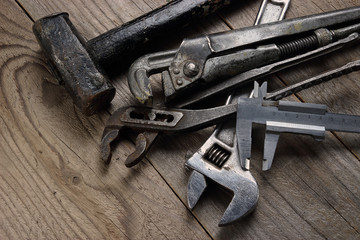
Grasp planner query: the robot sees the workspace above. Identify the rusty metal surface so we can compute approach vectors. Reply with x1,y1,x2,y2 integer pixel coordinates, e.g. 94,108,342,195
33,0,235,115
127,6,360,106
125,132,159,167
87,0,235,70
33,13,116,115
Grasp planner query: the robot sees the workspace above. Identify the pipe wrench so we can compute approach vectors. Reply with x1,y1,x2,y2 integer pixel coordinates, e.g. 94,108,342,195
128,6,360,107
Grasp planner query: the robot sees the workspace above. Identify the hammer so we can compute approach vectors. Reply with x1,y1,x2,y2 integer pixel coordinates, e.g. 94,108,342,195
33,0,235,115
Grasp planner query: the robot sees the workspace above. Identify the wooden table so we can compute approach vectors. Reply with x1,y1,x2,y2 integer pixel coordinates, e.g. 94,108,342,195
1,0,360,239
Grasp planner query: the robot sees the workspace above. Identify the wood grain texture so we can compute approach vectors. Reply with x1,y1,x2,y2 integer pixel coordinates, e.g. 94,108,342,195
0,0,210,239
7,0,360,239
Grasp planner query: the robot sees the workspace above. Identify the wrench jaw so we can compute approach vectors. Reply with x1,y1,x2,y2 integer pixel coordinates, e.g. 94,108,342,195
100,113,129,165
218,179,259,227
100,108,158,167
187,170,207,210
101,107,128,164
185,132,259,226
127,50,177,106
101,128,120,164
124,132,159,168
101,127,158,167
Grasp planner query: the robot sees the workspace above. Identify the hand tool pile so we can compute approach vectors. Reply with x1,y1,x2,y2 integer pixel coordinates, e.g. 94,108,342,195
34,0,360,227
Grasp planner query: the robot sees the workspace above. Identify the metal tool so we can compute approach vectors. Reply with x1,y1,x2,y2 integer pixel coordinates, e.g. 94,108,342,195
186,143,258,226
101,57,360,165
101,103,238,164
124,7,360,167
237,81,360,171
128,6,360,106
169,33,360,108
122,9,360,166
254,0,290,25
33,0,235,115
185,0,290,226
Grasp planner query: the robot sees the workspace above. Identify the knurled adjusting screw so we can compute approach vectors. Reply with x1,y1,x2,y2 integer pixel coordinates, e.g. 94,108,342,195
183,61,199,78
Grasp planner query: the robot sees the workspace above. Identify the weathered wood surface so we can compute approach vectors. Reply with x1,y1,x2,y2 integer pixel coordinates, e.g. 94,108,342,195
1,0,359,239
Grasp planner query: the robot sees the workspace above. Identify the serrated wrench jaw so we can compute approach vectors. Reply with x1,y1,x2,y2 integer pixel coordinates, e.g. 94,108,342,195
127,50,177,106
100,108,129,164
100,126,158,167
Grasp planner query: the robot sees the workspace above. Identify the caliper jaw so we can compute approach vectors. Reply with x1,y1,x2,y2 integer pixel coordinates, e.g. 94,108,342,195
237,82,324,171
237,81,360,171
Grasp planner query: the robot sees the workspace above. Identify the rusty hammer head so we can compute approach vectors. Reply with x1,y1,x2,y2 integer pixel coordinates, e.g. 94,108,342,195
33,13,115,115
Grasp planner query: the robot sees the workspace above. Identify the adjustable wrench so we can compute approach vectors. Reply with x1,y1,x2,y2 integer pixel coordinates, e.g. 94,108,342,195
185,0,290,226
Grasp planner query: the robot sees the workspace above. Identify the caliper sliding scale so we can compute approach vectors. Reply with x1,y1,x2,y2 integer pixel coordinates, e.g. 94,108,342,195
237,82,360,171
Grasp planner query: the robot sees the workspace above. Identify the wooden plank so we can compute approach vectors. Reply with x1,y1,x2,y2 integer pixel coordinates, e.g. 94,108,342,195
14,0,360,239
0,0,210,239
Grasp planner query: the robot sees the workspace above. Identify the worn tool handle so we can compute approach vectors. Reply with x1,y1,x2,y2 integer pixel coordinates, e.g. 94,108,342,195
87,0,234,68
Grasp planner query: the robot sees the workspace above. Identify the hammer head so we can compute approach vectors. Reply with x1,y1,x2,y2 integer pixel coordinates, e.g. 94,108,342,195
33,13,115,115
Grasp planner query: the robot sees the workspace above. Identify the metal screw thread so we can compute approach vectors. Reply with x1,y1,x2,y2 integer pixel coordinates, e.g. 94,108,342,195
278,34,319,58
204,144,230,168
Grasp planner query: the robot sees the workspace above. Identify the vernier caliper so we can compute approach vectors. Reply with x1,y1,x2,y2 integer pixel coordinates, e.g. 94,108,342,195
237,81,360,171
